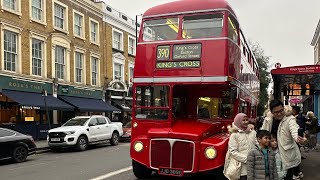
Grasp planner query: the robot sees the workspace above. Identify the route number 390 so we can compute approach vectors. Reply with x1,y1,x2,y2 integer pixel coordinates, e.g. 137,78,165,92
157,46,170,60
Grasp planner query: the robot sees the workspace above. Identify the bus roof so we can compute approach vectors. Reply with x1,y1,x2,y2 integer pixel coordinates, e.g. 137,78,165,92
143,0,236,18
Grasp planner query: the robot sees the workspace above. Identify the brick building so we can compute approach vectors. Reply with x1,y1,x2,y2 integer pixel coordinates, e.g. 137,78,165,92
101,3,138,124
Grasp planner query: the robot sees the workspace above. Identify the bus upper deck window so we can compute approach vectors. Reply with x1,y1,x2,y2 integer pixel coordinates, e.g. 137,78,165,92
228,16,239,42
182,13,223,39
143,18,179,41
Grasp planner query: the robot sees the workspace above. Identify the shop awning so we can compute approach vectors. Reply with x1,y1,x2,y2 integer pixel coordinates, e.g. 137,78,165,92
1,90,74,111
125,100,133,107
112,100,132,112
59,96,120,113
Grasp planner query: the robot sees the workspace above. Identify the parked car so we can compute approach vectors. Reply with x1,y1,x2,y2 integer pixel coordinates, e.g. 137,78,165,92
121,121,132,141
0,128,37,163
47,115,123,151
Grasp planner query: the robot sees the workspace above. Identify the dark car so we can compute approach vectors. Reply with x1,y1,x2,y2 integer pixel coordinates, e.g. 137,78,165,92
0,128,37,163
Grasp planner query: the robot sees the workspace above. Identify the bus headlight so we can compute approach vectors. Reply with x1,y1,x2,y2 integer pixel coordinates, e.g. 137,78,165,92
134,141,143,152
205,147,217,159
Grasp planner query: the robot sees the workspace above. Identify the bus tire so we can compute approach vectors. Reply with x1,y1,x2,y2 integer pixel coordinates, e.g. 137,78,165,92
132,160,152,179
214,166,227,180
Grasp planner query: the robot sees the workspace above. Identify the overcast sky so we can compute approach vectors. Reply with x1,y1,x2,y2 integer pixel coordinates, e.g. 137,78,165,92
104,0,320,68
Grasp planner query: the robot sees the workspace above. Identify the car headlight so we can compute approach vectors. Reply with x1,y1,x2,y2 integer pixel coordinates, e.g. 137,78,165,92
205,146,217,159
133,141,143,152
65,131,75,135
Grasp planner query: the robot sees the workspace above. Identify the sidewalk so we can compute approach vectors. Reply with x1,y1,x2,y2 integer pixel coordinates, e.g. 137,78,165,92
35,140,50,153
300,145,320,180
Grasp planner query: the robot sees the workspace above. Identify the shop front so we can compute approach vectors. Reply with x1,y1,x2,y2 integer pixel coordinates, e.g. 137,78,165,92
0,75,74,139
57,85,120,120
106,79,133,124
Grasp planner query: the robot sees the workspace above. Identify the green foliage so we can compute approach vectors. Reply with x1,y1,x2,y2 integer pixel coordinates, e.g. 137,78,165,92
251,43,272,116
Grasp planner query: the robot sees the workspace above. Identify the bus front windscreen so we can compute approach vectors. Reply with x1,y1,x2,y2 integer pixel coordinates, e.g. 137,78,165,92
182,13,223,39
135,85,170,120
143,18,179,41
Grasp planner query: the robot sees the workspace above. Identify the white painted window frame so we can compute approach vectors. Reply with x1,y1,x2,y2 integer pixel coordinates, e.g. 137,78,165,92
74,47,86,84
29,32,47,78
89,18,100,46
128,61,134,84
73,9,85,40
1,0,21,17
52,0,69,34
128,35,136,56
0,23,22,73
51,34,71,82
112,28,123,51
90,52,100,86
112,54,125,82
29,0,46,26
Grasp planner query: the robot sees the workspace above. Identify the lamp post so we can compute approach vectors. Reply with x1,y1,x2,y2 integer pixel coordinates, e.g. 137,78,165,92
135,14,143,47
42,89,51,130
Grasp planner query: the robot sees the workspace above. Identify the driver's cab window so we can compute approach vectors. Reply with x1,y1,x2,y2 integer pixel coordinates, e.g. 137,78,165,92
197,97,234,119
89,118,98,126
172,97,187,118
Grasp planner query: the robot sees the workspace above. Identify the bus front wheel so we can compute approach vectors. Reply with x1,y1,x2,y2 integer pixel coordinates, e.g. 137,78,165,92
132,160,152,179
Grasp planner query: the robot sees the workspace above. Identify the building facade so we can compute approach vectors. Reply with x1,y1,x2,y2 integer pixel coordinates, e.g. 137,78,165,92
101,3,138,124
0,0,119,138
310,20,320,118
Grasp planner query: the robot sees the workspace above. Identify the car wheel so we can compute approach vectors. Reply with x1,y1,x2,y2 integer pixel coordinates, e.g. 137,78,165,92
76,136,88,151
110,132,119,146
132,160,152,179
12,146,28,163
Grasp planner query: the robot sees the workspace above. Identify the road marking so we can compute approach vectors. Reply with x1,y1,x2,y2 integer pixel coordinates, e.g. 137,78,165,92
89,166,133,180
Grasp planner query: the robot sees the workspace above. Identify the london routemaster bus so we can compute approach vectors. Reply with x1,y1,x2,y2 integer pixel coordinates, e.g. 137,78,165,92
130,0,260,178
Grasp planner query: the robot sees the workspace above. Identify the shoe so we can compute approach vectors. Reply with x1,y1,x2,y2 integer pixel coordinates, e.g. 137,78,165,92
298,172,304,178
302,156,307,159
292,175,300,180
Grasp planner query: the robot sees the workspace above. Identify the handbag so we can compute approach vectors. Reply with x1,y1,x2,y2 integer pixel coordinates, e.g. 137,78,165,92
223,152,241,180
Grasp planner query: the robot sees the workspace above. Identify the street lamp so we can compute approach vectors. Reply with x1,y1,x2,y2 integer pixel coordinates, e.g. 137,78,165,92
42,89,51,130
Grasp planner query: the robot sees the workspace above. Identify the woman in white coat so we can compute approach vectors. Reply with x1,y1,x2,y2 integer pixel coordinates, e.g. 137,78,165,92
224,113,256,180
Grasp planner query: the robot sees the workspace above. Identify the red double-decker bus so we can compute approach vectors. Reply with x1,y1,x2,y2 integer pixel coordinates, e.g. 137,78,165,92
130,0,260,178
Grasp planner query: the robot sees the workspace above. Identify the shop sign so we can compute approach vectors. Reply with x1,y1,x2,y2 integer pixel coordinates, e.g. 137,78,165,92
58,85,102,99
22,106,41,110
25,117,34,122
0,75,52,93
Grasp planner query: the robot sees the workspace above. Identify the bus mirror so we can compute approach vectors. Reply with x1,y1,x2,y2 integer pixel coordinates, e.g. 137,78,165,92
231,87,238,100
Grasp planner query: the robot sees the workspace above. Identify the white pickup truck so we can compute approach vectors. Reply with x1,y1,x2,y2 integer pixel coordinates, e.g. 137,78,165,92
47,115,123,151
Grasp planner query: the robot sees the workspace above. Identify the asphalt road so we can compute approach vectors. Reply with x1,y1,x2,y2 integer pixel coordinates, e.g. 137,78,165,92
0,143,132,180
1,142,320,180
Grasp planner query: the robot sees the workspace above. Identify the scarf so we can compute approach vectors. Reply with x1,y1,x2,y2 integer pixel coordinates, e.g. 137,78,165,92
233,113,251,133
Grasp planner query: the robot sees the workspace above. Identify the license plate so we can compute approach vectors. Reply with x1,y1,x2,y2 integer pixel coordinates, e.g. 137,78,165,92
51,138,60,142
158,167,184,177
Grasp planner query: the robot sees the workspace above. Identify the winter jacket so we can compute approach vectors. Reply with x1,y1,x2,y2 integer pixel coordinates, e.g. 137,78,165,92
260,114,273,132
224,123,257,177
277,115,301,170
247,145,278,180
274,148,287,180
261,109,301,170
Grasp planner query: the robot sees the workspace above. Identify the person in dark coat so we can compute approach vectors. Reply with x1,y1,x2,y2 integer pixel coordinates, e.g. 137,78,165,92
247,130,278,180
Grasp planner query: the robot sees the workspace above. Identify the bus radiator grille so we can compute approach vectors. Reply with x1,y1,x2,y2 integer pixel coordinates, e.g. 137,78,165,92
150,139,194,172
